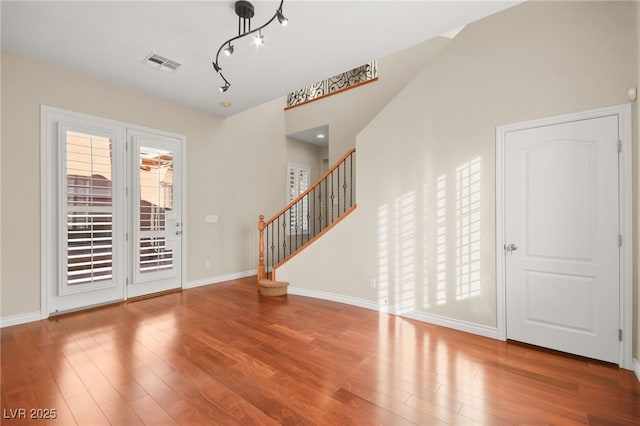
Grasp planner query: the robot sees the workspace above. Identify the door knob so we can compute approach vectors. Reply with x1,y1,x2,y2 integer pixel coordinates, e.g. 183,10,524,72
505,243,518,252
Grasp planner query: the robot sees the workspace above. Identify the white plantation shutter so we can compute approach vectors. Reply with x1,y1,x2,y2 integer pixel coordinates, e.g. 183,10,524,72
138,146,175,274
62,129,115,290
288,163,310,233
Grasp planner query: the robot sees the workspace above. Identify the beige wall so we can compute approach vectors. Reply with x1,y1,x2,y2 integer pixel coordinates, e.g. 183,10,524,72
285,36,451,164
279,1,638,333
286,138,324,183
1,51,287,317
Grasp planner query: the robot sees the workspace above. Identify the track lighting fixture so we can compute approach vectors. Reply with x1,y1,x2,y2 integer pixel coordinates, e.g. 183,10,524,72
223,43,234,56
212,0,288,93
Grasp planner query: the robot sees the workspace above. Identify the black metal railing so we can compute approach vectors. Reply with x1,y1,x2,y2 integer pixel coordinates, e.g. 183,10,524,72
286,62,377,108
258,149,356,280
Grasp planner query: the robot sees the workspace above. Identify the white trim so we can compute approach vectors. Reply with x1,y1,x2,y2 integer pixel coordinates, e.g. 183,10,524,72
288,287,380,311
185,270,256,289
40,106,50,320
495,103,633,370
399,311,499,340
633,358,640,383
288,287,499,339
1,311,42,328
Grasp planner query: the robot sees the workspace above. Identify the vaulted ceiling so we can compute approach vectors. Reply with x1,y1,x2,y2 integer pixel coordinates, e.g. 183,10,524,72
1,1,519,117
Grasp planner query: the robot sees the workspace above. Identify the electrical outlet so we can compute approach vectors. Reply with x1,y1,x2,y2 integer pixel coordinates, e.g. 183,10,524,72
205,261,212,269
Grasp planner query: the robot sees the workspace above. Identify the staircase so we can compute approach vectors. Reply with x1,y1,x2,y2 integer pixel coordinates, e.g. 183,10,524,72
257,149,356,295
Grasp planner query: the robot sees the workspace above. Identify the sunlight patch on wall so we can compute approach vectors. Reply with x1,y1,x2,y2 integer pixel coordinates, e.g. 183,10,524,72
436,175,448,306
455,157,482,301
378,204,390,306
394,191,416,312
422,183,430,309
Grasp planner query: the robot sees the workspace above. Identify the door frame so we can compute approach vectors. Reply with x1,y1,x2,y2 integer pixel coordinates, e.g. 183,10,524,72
40,105,188,317
495,103,632,369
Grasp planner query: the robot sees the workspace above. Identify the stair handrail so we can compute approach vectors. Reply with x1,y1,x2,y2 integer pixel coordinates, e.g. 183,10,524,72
263,148,355,228
258,148,356,280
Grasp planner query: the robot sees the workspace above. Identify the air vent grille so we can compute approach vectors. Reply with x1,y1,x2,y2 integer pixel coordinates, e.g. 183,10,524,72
143,52,181,72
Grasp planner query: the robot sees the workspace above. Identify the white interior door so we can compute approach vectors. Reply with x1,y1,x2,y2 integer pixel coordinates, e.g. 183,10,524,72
504,115,620,363
128,130,183,298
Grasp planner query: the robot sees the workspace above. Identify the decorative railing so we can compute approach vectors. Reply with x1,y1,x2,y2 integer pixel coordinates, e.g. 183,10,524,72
286,62,378,109
258,149,356,280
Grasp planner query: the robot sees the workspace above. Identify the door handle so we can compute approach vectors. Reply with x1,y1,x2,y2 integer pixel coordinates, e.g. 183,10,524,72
505,243,518,252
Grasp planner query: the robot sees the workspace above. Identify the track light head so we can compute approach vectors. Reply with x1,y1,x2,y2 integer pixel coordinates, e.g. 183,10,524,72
223,43,234,56
277,10,288,26
253,31,264,46
212,61,221,72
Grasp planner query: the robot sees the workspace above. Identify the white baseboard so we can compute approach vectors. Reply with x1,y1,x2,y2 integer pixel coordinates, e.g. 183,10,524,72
1,271,255,327
398,310,500,339
288,287,499,340
1,311,43,328
633,358,640,383
185,270,255,289
288,287,380,311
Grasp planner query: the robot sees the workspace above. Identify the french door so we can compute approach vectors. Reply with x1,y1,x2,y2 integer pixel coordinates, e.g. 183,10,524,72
43,107,185,315
128,130,182,298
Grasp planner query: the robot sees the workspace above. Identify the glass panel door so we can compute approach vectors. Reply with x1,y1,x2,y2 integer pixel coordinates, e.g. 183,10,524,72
129,130,182,298
48,122,126,314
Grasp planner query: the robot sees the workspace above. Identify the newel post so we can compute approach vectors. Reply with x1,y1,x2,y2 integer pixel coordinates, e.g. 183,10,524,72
257,215,265,281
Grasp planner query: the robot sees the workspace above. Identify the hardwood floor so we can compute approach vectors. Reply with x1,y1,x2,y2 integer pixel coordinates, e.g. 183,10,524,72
1,276,639,425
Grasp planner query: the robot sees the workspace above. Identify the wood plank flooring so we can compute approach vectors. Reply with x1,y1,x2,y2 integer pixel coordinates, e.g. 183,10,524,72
1,276,639,425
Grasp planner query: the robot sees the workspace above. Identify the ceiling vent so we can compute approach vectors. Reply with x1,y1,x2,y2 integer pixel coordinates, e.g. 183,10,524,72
143,52,181,72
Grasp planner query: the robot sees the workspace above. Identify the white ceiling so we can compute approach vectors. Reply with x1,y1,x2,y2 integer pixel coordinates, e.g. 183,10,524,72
1,1,519,118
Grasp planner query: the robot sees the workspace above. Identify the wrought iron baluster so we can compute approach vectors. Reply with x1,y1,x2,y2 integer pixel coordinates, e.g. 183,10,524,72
350,152,353,208
288,207,292,257
331,171,334,223
312,186,316,238
343,158,348,213
269,223,272,274
324,178,328,231
318,186,323,231
305,192,311,242
265,222,269,276
296,201,302,250
337,164,340,218
281,214,286,258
